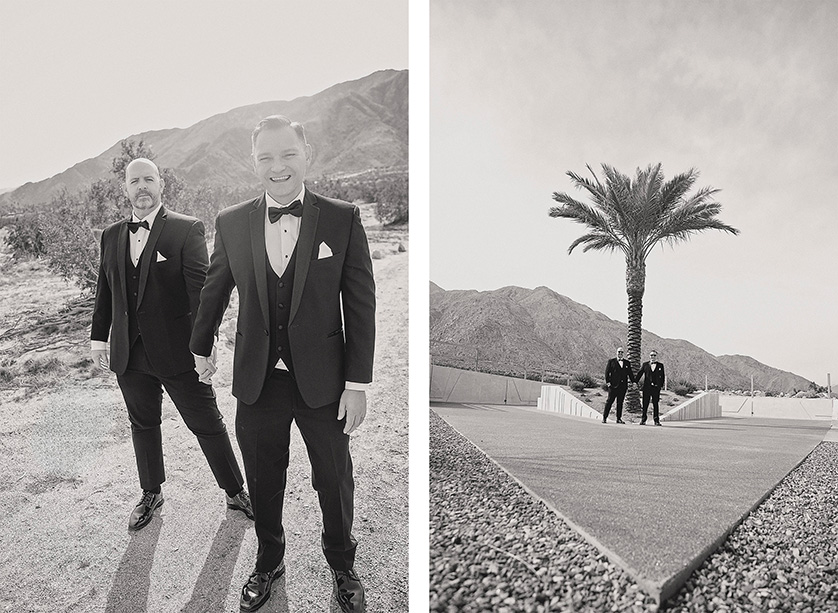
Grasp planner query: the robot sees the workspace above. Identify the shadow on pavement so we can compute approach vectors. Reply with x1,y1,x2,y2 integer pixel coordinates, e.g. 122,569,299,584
104,517,163,613
182,513,250,612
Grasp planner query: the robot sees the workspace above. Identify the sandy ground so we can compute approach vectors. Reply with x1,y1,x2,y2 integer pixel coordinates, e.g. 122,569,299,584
0,224,408,612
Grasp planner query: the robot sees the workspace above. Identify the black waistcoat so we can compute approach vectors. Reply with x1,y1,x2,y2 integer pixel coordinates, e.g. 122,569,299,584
266,248,297,378
125,244,141,346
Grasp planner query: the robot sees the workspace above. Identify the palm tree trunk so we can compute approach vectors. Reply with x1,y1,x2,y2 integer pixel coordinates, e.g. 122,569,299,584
625,260,645,413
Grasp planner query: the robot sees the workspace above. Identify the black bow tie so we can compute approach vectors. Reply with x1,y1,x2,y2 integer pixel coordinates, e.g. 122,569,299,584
268,200,302,223
127,219,150,233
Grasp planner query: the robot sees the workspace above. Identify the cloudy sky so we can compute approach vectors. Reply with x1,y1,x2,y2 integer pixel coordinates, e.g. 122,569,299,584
430,0,837,385
0,0,407,189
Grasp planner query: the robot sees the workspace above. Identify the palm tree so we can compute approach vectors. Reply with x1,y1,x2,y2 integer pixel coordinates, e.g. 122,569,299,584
549,163,739,412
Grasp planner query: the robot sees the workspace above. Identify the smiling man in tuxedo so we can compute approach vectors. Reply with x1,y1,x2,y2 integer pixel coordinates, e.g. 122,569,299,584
602,346,634,424
190,115,376,613
634,349,666,426
90,158,252,531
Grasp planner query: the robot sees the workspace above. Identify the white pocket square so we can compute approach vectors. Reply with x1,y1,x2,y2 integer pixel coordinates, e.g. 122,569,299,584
156,252,167,262
317,242,333,259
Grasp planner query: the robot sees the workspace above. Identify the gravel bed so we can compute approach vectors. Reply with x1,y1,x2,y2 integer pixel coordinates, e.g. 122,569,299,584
666,441,838,613
430,410,658,612
429,410,838,612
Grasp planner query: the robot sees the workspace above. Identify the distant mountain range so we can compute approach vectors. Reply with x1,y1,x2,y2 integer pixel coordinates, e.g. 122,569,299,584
430,282,814,394
1,69,407,208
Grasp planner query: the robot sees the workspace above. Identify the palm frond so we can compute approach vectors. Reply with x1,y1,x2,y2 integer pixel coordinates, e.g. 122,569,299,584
567,232,625,255
551,162,737,263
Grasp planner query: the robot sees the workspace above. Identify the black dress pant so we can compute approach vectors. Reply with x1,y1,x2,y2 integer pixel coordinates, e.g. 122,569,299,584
236,369,356,573
641,387,662,423
116,338,244,493
602,386,627,421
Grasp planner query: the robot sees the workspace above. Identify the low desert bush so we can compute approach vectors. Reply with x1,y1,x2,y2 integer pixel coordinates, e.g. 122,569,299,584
671,379,697,397
574,372,598,389
5,216,46,259
570,380,586,392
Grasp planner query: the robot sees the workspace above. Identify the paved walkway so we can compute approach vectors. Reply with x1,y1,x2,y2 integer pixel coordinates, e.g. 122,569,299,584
431,403,833,603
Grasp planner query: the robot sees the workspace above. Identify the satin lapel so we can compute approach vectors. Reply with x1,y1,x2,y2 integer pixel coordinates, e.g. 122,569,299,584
117,221,129,308
137,208,166,308
289,191,320,324
249,196,270,330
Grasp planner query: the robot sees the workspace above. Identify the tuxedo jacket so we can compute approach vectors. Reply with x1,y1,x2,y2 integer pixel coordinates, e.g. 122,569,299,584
605,357,634,391
190,190,376,408
635,361,666,391
91,207,208,376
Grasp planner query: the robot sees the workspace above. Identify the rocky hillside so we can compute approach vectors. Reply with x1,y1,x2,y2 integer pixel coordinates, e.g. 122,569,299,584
1,69,407,208
430,282,813,394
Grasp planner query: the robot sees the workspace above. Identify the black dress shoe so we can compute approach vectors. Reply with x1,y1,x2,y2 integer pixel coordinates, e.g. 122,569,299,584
602,418,607,424
639,421,646,425
240,562,285,612
332,567,366,612
616,419,625,424
654,421,662,426
227,489,254,519
128,490,164,531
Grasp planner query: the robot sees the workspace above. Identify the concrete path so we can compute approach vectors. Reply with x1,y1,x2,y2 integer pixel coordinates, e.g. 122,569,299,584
431,403,833,603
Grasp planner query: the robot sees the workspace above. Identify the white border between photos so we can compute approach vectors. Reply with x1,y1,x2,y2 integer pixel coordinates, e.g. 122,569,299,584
409,0,430,610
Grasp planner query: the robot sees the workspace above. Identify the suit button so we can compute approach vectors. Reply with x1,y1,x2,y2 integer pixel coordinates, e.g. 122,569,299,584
278,324,284,331
278,303,285,309
278,281,284,288
133,292,138,296
264,330,269,336
277,346,283,352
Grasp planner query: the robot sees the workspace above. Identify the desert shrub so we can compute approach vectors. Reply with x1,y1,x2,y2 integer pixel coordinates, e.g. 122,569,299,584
570,380,586,392
4,215,46,258
375,173,408,225
671,379,697,396
574,372,598,389
311,169,408,226
39,189,106,290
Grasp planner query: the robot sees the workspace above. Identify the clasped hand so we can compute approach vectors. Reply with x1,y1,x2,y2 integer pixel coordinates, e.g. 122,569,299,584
193,346,217,384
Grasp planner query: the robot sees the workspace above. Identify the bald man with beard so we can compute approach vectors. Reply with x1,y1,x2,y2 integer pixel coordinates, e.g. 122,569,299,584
91,158,253,531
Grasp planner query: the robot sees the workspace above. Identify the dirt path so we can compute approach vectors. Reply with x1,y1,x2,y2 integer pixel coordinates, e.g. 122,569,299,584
0,241,408,612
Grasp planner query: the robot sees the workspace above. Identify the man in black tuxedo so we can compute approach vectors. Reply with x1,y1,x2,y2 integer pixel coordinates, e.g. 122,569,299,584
190,116,376,613
602,347,634,424
634,349,666,426
90,158,252,531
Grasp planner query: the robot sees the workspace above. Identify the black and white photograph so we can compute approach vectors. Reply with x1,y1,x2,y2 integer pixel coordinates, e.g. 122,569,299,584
0,2,407,611
430,0,837,611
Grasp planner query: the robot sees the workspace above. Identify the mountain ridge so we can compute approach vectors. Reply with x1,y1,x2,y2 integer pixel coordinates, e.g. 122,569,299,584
430,282,813,394
1,69,407,208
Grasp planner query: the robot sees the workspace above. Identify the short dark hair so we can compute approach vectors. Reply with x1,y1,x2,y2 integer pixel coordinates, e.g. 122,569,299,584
251,115,307,151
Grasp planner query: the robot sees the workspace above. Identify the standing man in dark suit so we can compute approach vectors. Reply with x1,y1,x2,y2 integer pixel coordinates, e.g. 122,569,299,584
90,158,253,531
602,346,634,424
190,115,375,613
634,349,666,426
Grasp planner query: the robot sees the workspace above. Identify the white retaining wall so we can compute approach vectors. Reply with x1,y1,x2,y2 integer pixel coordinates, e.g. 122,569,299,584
430,365,544,404
537,385,601,420
660,392,721,422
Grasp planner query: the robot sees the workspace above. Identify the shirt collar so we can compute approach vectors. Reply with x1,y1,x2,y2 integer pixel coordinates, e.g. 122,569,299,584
131,202,164,227
265,185,306,210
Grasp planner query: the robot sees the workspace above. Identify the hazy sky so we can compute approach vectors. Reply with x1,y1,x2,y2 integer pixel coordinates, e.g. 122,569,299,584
430,0,837,384
0,0,407,189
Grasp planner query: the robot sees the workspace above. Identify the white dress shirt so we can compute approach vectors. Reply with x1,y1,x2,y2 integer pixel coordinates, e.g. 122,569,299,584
265,189,303,277
91,204,163,351
263,189,367,393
